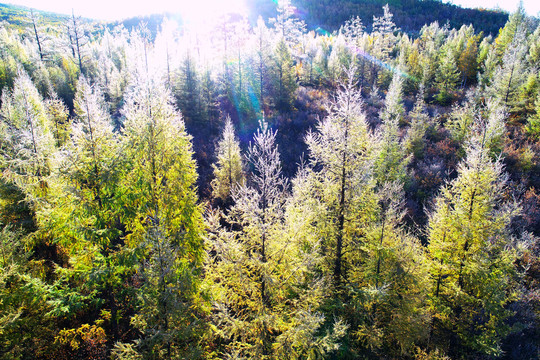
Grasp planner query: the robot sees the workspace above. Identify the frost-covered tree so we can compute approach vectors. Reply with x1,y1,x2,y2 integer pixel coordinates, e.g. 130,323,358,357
208,120,346,358
526,91,540,139
271,0,306,48
27,10,52,61
372,5,399,85
65,10,90,75
271,38,297,111
340,16,364,44
44,77,130,343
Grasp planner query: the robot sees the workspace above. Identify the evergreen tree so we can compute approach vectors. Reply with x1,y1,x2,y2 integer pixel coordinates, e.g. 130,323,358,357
0,226,54,359
271,0,307,48
405,87,431,158
526,91,540,139
302,68,377,290
44,77,131,348
372,5,399,86
64,10,89,76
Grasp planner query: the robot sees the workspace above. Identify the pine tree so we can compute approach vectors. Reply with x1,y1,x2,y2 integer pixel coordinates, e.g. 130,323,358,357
211,116,245,203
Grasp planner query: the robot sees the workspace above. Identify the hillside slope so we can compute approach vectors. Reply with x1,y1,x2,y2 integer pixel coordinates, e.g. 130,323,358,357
248,0,509,35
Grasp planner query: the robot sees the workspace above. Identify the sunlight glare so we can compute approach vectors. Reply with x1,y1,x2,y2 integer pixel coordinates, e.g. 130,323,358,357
175,0,248,29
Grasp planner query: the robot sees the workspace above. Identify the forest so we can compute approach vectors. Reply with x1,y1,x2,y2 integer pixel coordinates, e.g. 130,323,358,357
0,0,539,359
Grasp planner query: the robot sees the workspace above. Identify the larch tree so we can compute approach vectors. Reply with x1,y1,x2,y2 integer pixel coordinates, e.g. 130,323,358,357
208,120,288,357
0,69,56,205
526,90,540,139
303,68,377,290
44,76,129,344
271,0,306,48
374,72,410,186
27,10,51,62
426,133,521,357
208,120,346,359
65,10,89,76
211,116,245,204
405,86,431,159
271,37,297,112
488,25,529,111
371,4,399,86
494,3,527,59
457,32,480,87
250,17,272,116
347,182,431,357
120,58,207,358
435,46,460,105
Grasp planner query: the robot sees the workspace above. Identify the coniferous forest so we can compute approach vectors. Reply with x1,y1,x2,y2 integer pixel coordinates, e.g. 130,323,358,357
0,1,539,359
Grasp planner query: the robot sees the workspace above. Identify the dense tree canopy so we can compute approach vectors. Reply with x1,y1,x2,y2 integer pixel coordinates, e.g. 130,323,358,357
0,2,539,360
